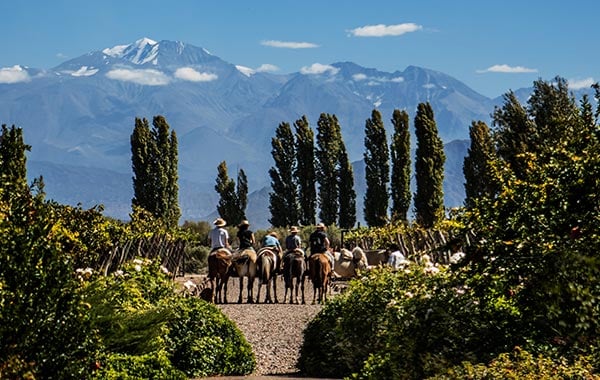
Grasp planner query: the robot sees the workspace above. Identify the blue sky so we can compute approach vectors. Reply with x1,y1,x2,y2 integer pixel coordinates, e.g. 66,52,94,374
1,0,598,98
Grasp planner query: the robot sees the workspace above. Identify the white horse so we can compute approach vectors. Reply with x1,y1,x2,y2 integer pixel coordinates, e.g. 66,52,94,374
331,246,369,278
232,248,257,303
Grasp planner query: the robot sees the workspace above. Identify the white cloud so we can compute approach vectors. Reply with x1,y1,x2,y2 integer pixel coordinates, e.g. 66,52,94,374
568,77,595,90
106,68,170,85
391,76,405,82
261,40,319,49
300,63,340,75
256,63,279,73
349,23,422,37
0,65,31,83
352,73,368,81
56,53,68,59
477,64,537,74
174,67,218,82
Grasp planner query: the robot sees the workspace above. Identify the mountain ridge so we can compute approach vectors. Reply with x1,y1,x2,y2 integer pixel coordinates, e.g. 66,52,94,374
4,37,588,229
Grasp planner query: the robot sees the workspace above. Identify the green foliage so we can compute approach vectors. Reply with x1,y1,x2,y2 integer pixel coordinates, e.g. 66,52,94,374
269,121,299,227
390,109,411,222
299,266,519,379
214,161,247,226
182,243,210,274
0,186,100,379
463,120,499,208
165,297,255,377
363,109,390,227
414,102,446,228
315,113,342,225
130,116,181,230
428,347,597,380
294,115,317,226
94,349,186,380
338,144,357,229
0,124,31,197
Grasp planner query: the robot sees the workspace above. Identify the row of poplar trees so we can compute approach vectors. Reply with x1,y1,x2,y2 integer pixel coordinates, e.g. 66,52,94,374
268,102,446,229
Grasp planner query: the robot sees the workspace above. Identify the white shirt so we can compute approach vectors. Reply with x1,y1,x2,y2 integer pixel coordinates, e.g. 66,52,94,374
387,250,407,270
209,227,229,250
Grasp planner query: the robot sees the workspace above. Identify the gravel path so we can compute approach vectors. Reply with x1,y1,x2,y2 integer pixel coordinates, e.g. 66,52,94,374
216,276,323,376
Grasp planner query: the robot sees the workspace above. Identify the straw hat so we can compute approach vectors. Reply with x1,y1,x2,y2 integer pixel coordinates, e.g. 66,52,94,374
289,226,299,233
316,222,326,230
213,218,226,227
238,220,250,228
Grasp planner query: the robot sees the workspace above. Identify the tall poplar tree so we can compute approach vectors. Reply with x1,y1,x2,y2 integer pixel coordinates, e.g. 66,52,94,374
237,168,248,221
294,116,316,226
0,124,30,195
269,122,298,227
463,121,498,208
390,109,411,222
413,103,445,228
363,109,390,227
315,113,342,225
338,145,357,229
131,115,180,229
215,161,239,226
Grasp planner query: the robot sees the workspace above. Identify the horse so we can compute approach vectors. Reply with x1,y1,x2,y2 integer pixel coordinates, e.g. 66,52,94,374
308,253,332,304
331,246,369,279
255,247,279,303
282,249,306,304
231,248,258,303
207,248,233,303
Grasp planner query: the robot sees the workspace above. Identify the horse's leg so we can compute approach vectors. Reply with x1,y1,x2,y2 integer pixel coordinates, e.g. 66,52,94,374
222,275,229,304
247,275,254,304
273,273,279,304
209,277,216,303
300,273,306,304
237,273,244,304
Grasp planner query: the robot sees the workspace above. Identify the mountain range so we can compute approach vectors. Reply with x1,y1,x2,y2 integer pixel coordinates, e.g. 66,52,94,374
1,38,589,229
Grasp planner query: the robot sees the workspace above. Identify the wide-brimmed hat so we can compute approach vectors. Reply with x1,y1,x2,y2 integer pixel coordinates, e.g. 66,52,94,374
238,220,250,228
213,218,226,227
289,226,299,233
316,223,326,230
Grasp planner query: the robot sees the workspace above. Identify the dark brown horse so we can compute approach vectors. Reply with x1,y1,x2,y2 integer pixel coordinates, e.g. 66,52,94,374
207,248,232,303
282,249,306,304
255,247,279,303
308,253,332,304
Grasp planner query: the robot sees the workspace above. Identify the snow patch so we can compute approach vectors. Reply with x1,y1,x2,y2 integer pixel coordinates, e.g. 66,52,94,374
236,65,254,77
71,66,99,77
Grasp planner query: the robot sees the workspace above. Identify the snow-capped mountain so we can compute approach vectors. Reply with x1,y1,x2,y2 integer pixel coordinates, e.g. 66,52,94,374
0,38,504,227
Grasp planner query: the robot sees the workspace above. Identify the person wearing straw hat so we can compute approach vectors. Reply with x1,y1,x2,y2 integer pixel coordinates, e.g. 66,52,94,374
236,219,255,250
209,217,230,253
285,226,304,257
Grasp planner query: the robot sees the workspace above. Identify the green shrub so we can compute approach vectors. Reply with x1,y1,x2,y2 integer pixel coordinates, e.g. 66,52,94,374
427,347,598,380
299,266,522,379
165,296,255,377
0,188,101,379
94,349,186,380
183,244,209,274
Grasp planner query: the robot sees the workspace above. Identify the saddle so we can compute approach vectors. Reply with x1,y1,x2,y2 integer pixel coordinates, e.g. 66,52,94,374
286,248,305,258
232,248,257,263
210,248,232,261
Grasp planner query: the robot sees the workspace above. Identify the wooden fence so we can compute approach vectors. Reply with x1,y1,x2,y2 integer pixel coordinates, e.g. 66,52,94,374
97,235,186,279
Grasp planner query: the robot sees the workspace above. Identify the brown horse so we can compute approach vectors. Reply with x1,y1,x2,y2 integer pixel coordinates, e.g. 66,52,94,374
232,248,257,303
255,247,279,303
308,253,332,304
207,248,232,303
282,249,306,304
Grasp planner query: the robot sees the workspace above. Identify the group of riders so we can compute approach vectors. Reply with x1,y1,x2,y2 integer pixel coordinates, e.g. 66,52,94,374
208,217,334,272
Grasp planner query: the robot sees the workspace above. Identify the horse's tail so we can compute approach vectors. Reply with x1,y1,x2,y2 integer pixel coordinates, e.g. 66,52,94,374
310,254,325,287
257,251,273,284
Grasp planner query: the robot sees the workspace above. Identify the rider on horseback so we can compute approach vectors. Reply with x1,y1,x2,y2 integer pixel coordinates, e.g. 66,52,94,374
262,231,283,273
209,217,231,256
285,226,304,257
309,223,334,270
